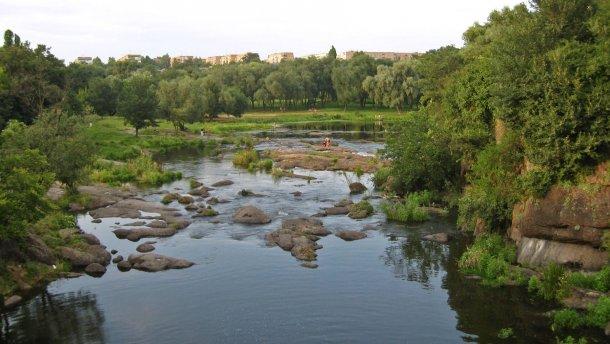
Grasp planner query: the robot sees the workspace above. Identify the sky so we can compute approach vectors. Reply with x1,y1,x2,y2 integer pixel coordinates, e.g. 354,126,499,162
0,0,524,63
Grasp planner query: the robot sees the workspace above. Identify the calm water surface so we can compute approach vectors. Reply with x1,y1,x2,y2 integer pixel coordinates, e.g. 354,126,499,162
2,134,558,344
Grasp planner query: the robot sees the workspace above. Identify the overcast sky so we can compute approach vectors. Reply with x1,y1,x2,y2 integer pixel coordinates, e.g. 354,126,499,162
1,0,524,63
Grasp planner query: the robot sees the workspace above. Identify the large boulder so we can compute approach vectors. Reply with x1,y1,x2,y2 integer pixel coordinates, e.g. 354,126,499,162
84,263,106,277
59,245,111,267
516,237,607,271
25,234,56,265
349,182,367,194
281,218,330,236
90,199,189,230
81,233,101,246
324,206,349,215
422,233,451,244
127,253,194,272
211,179,234,187
335,230,367,241
233,206,271,224
265,217,329,262
113,227,176,242
117,260,132,272
347,201,374,219
136,242,156,253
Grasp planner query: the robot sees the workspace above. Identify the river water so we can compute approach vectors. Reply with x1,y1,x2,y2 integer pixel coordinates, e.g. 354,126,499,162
2,132,559,343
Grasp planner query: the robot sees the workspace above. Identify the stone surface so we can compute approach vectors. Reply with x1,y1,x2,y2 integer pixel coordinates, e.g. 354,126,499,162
211,179,234,187
91,218,102,223
81,233,101,246
335,230,367,241
324,206,349,215
4,295,23,309
127,253,194,272
76,184,137,210
112,255,124,263
117,260,132,271
422,233,451,244
268,147,387,173
59,245,111,267
561,288,605,310
146,220,168,228
25,233,56,265
84,263,106,276
349,182,367,194
301,262,319,269
233,206,271,224
113,227,177,242
516,237,608,271
136,242,156,253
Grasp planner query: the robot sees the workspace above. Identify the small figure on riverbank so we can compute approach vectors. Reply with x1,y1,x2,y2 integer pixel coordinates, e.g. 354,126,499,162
322,137,332,148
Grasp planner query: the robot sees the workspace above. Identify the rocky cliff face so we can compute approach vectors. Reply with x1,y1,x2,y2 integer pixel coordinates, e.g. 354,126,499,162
509,163,609,271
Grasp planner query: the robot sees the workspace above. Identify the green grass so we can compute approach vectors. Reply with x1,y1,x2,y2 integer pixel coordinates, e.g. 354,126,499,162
552,297,610,332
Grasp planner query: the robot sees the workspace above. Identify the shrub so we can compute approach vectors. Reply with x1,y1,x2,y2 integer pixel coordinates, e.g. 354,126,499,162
497,327,513,339
552,309,585,331
348,200,374,219
381,199,428,223
586,296,610,328
458,234,516,287
373,166,392,189
90,156,181,186
233,149,259,168
528,263,565,301
457,133,523,233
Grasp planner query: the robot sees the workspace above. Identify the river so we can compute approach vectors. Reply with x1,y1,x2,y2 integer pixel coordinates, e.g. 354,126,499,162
2,131,558,343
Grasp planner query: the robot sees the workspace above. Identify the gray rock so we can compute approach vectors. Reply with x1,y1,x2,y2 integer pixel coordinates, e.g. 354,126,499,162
146,220,168,228
422,233,451,244
25,233,56,265
127,253,194,272
4,295,23,309
348,182,367,194
136,242,156,253
324,206,349,215
188,187,209,197
211,179,233,187
111,249,118,254
117,260,132,272
334,198,353,207
112,255,124,263
233,206,271,224
91,219,102,223
59,245,111,267
113,227,177,242
84,263,106,276
123,221,146,226
301,262,318,269
335,230,367,241
81,233,101,246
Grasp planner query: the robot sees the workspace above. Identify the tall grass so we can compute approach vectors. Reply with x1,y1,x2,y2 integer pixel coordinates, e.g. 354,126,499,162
90,155,182,186
381,191,433,223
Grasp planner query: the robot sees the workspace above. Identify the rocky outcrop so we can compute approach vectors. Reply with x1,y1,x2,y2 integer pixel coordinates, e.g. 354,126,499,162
76,184,137,210
59,245,111,267
348,201,374,219
509,165,609,271
25,234,56,265
84,263,106,277
89,199,190,230
265,218,330,262
127,253,194,272
136,241,156,253
516,237,607,271
4,295,23,309
233,206,271,224
268,147,387,173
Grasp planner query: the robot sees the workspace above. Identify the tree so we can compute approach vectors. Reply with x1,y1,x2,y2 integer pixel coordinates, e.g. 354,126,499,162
331,53,376,108
117,73,157,136
242,53,261,63
220,86,249,116
328,45,337,60
84,76,121,115
363,60,420,112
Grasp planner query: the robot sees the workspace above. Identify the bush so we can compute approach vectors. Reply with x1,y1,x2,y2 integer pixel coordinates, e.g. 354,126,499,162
90,156,181,186
527,263,566,301
372,166,392,189
586,296,610,328
381,191,432,223
552,309,585,331
383,112,458,195
497,327,513,339
458,234,517,287
457,133,523,233
232,149,259,168
348,200,374,219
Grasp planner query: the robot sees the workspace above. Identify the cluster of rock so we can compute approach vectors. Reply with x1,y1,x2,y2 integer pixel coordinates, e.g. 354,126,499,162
267,146,387,173
265,218,330,261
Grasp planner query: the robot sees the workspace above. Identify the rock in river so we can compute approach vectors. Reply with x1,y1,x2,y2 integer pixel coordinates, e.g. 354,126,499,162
265,218,330,262
233,206,271,224
85,263,106,277
113,227,177,242
4,295,23,309
335,230,367,241
127,253,194,272
422,233,451,244
112,255,124,263
136,242,156,253
211,179,234,187
117,260,132,272
349,182,367,194
59,245,111,267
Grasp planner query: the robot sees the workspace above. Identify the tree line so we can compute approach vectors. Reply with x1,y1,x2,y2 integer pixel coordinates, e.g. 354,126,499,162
0,34,422,133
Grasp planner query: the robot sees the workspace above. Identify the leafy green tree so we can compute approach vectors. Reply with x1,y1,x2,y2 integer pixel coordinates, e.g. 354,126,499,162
200,75,223,118
331,53,376,108
363,60,420,112
242,53,261,63
117,73,157,136
220,86,249,116
84,76,121,115
328,45,337,60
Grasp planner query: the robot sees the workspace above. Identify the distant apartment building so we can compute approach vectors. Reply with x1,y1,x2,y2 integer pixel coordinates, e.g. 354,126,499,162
118,54,143,62
74,56,93,64
170,55,195,66
339,51,419,61
266,52,295,64
204,53,253,65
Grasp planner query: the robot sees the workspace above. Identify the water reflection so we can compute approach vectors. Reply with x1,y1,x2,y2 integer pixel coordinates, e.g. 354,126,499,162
382,230,448,289
2,290,104,344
